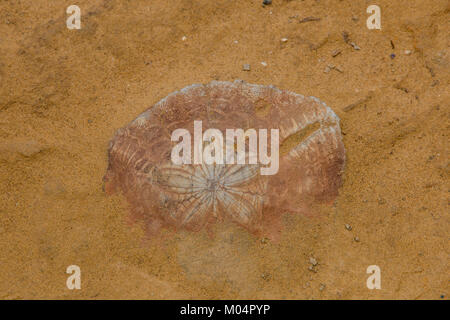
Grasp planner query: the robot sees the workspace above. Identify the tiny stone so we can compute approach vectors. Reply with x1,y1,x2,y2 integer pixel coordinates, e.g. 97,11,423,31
281,38,288,43
309,257,318,266
181,36,187,41
324,66,331,73
261,273,270,280
390,53,396,59
261,61,268,67
334,66,343,73
263,0,272,5
331,49,341,57
319,283,326,291
308,266,317,273
345,224,352,231
354,236,360,242
440,294,445,299
350,42,360,50
14,140,44,157
242,64,251,71
404,50,412,55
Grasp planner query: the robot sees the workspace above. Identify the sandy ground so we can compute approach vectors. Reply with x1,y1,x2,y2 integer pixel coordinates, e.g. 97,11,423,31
0,0,448,299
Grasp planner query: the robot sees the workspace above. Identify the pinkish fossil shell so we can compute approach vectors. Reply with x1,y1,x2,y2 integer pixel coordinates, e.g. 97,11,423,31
104,80,345,238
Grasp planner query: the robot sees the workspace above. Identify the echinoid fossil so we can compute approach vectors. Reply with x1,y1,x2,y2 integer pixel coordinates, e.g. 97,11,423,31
104,80,345,238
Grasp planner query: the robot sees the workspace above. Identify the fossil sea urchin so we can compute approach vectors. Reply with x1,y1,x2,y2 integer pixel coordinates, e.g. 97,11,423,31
104,80,345,238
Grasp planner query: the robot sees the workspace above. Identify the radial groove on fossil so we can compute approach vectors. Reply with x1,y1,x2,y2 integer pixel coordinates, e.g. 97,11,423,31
104,80,345,237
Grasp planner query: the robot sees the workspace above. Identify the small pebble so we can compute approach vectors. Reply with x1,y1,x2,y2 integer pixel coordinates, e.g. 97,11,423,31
263,0,272,5
242,64,251,71
331,49,341,57
309,257,318,266
354,236,360,242
334,65,343,73
345,224,352,231
261,273,270,280
404,50,412,55
281,38,288,43
350,42,360,50
181,36,187,41
390,53,396,59
12,140,44,157
261,61,268,67
319,283,326,291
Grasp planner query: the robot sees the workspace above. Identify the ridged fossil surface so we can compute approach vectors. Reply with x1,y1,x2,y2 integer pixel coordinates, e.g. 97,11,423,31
104,80,345,237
